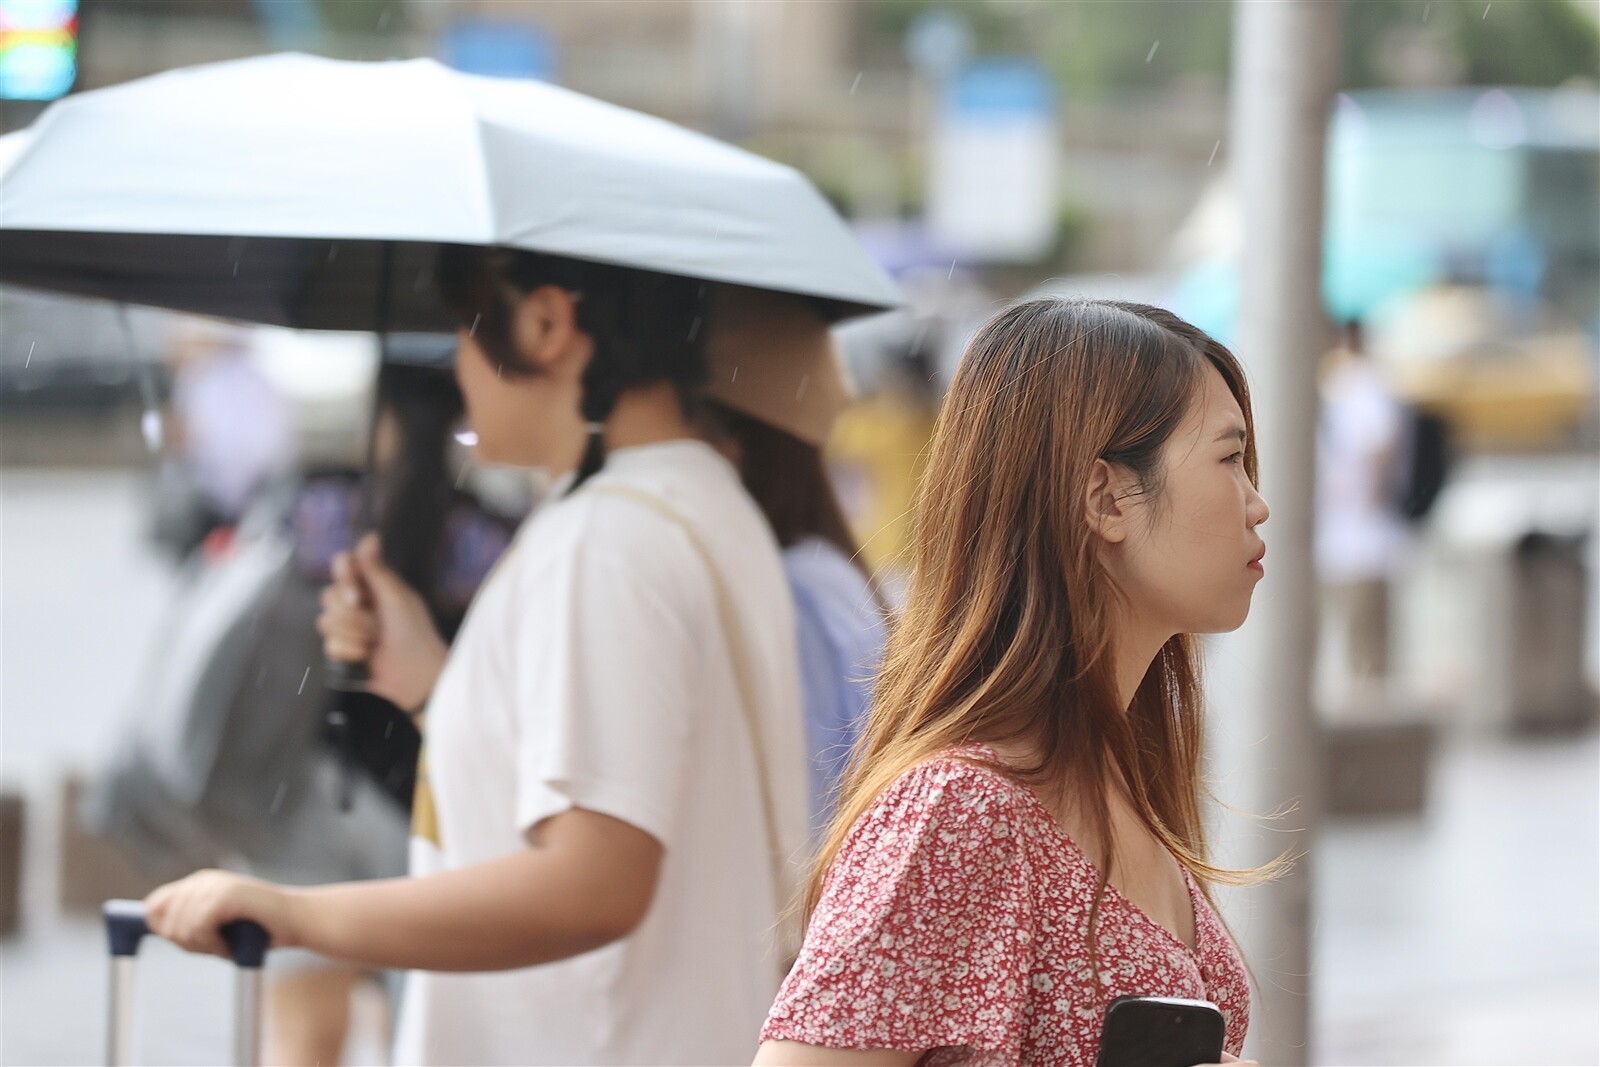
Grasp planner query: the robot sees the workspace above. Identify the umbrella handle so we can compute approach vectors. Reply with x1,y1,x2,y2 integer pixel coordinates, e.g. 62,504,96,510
325,659,369,690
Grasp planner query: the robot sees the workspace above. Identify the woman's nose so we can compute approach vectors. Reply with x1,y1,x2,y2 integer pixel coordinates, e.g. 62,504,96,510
1248,485,1270,528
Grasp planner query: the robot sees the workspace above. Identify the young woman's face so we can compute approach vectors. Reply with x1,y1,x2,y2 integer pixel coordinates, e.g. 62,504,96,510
1111,362,1270,637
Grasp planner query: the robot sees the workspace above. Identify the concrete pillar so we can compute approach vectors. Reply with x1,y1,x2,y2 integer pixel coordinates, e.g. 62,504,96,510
1209,2,1340,1064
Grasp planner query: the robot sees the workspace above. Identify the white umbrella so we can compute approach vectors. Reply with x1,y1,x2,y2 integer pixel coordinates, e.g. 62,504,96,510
0,52,900,330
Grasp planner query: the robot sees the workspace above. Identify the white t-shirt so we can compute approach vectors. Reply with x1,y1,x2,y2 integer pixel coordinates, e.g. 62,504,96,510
393,440,809,1067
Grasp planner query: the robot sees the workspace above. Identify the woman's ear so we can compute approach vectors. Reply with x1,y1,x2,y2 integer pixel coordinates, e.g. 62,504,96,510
510,285,585,372
1084,457,1136,544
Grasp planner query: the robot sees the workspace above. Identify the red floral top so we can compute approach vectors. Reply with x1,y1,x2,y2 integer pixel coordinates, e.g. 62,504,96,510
762,748,1250,1066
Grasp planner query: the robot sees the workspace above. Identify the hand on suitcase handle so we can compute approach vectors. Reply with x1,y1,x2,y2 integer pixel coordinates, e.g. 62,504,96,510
105,899,270,967
140,869,304,963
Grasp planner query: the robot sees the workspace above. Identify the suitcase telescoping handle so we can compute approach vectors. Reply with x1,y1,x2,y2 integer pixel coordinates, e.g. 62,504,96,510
103,899,270,1067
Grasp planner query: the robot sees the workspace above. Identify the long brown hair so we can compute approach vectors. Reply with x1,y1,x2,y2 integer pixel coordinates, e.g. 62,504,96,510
806,298,1285,926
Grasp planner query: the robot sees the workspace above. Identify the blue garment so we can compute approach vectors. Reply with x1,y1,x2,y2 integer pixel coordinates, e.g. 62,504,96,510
782,538,888,835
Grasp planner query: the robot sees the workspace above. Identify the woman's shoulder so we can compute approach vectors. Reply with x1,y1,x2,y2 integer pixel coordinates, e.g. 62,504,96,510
526,444,752,555
854,745,1047,843
817,748,1048,922
512,479,698,578
782,537,867,590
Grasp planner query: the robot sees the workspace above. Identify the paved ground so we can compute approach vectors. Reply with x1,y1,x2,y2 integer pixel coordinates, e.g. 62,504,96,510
3,468,1596,1065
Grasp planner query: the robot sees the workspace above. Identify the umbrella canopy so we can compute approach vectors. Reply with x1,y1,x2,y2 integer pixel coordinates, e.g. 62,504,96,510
0,52,901,330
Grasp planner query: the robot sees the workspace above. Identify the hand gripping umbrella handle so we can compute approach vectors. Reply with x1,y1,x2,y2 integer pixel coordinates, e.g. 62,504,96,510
325,658,370,690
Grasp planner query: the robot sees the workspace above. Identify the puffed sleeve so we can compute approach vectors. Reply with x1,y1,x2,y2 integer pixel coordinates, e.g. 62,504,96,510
762,758,1036,1060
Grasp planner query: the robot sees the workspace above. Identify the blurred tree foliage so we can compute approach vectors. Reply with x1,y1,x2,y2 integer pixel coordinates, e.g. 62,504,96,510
861,0,1598,94
1343,0,1599,87
314,0,406,37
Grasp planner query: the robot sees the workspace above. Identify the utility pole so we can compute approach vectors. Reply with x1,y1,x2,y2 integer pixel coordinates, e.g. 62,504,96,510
1208,2,1339,1065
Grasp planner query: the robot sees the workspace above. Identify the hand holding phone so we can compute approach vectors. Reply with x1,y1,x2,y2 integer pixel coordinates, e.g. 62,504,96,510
1095,995,1227,1067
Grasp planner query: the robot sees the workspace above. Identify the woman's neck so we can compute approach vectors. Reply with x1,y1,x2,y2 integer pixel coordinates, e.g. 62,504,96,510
1110,610,1173,711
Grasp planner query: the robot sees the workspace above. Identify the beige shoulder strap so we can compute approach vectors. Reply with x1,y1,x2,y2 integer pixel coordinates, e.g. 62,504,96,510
589,484,800,968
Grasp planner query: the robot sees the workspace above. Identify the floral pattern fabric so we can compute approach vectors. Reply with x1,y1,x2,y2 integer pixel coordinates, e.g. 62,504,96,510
762,748,1250,1065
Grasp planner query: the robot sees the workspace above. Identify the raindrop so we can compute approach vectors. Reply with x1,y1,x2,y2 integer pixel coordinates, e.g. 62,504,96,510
384,719,394,740
298,667,311,695
327,244,339,263
731,366,739,383
140,408,163,452
377,8,392,29
947,259,957,280
1206,140,1221,166
1422,1,1431,20
454,428,479,447
688,316,702,341
1146,41,1160,63
455,460,472,489
233,261,240,277
470,312,482,337
850,72,863,95
24,340,34,367
795,374,810,402
256,666,267,688
269,780,288,815
1482,3,1490,16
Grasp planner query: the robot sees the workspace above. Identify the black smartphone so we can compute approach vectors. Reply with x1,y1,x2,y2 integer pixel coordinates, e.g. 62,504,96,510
1095,995,1226,1067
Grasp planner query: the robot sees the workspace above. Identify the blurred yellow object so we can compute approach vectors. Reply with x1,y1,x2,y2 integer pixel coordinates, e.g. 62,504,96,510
1374,286,1597,451
828,390,937,573
1389,336,1594,450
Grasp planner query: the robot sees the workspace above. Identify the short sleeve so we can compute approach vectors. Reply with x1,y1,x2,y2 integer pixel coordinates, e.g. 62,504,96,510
763,759,1035,1058
509,495,712,849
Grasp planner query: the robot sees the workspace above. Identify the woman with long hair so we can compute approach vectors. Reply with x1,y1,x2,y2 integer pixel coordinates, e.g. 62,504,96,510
142,248,811,1066
755,298,1279,1066
698,285,888,833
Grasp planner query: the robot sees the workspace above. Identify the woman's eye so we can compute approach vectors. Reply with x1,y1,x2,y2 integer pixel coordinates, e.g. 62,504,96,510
1225,451,1244,464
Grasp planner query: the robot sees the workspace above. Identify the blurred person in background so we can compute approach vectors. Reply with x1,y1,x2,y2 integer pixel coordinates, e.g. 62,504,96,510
699,285,889,834
142,248,811,1066
258,362,516,1065
1316,318,1410,710
756,299,1278,1067
87,360,516,1066
149,319,294,560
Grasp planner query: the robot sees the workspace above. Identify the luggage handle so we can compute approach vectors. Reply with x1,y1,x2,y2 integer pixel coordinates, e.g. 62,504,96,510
104,899,270,967
103,900,269,1067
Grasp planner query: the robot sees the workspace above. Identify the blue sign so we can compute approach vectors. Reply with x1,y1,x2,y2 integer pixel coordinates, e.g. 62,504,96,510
439,19,554,82
947,59,1056,118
